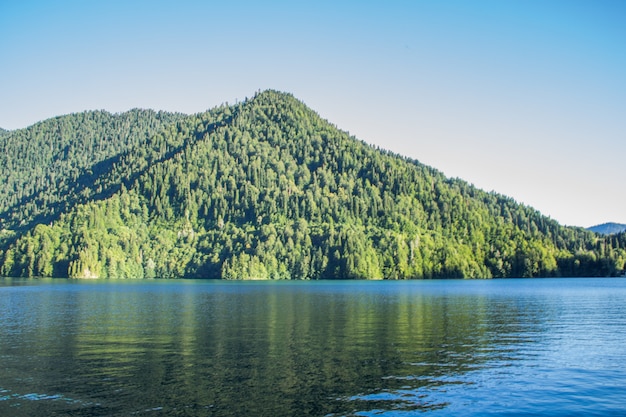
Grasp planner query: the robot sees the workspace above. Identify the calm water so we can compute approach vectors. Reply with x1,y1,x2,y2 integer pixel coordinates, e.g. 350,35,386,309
1,278,625,416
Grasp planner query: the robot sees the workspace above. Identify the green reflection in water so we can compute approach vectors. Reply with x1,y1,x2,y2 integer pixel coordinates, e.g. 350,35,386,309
0,281,548,416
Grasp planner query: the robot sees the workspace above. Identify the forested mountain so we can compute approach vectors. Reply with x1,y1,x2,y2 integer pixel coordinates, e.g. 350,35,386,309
588,223,626,236
1,91,624,279
0,109,186,244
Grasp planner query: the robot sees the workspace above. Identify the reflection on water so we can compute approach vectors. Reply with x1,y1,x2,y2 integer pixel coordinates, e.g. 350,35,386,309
1,279,625,416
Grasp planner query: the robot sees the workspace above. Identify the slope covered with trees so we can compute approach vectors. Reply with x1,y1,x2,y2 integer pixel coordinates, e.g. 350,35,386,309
0,109,186,248
1,91,624,279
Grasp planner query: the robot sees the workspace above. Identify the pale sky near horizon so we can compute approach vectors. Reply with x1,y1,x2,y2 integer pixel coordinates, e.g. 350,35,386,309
1,0,624,227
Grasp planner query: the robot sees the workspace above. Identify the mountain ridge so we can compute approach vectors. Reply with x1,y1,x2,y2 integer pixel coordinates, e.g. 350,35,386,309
1,90,624,279
0,109,187,237
588,223,626,235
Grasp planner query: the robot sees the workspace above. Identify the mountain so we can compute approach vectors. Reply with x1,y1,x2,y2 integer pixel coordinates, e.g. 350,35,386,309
1,90,625,279
0,109,186,240
588,223,626,235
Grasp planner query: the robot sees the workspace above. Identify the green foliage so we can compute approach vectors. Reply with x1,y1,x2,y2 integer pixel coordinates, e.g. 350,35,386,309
0,109,186,238
1,91,624,279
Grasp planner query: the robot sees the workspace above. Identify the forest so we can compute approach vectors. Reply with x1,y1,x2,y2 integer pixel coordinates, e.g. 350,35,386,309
1,90,624,279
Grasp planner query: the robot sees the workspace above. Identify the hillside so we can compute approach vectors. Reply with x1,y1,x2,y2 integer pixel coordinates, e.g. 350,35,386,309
1,91,625,279
0,109,186,244
588,223,626,235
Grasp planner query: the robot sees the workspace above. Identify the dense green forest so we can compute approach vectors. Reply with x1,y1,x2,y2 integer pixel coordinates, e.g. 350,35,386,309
0,109,186,243
1,91,625,279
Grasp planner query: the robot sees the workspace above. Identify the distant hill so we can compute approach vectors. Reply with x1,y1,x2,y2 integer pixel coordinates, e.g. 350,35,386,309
587,223,626,235
1,90,625,279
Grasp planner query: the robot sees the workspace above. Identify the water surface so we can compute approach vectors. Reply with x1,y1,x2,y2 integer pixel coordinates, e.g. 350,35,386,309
1,278,625,416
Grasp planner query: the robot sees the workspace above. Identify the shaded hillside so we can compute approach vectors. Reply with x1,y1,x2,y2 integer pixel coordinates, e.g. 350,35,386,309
1,91,624,279
0,109,186,243
588,223,626,235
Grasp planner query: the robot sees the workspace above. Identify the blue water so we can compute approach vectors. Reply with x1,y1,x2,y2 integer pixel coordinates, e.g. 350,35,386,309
1,278,625,416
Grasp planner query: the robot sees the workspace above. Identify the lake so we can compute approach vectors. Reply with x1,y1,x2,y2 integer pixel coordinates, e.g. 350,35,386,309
1,278,625,416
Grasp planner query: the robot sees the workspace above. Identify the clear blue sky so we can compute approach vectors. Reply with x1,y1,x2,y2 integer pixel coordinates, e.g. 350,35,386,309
1,0,624,227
